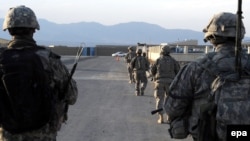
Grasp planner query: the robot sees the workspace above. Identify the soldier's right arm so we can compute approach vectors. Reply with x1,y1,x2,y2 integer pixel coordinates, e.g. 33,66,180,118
125,53,130,63
36,48,78,105
48,51,78,105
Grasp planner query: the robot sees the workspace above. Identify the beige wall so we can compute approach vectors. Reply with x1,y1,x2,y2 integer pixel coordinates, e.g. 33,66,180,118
171,53,204,62
147,45,207,63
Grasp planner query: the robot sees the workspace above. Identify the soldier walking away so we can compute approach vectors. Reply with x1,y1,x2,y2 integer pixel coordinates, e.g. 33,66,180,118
125,46,136,83
130,49,149,96
164,12,249,141
151,45,180,124
0,5,78,141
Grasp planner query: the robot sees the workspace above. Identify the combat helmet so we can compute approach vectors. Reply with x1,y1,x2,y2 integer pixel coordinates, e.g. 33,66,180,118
203,12,245,42
3,5,40,31
161,45,171,55
128,46,134,51
136,48,142,54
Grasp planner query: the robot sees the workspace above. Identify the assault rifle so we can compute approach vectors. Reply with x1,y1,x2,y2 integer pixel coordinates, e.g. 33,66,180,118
235,0,242,77
63,47,83,121
67,47,83,85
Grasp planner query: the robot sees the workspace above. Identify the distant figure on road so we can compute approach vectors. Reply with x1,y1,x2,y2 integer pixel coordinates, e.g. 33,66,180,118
125,46,136,83
0,5,78,141
130,48,150,96
151,45,180,124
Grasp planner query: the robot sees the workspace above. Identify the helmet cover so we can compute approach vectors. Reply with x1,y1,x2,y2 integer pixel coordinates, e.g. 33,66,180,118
203,12,245,41
3,5,40,31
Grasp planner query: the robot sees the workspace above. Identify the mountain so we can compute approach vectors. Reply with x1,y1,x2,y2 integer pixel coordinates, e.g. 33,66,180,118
0,18,249,46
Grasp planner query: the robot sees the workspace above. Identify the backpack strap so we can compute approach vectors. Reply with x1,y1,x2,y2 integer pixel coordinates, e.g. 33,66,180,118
197,52,220,77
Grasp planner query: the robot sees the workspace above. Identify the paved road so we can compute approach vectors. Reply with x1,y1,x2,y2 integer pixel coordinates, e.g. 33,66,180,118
57,56,193,141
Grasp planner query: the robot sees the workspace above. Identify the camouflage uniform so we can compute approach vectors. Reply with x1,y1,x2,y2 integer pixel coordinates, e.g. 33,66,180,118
130,49,149,96
164,12,247,140
125,47,136,83
151,46,180,123
0,5,78,141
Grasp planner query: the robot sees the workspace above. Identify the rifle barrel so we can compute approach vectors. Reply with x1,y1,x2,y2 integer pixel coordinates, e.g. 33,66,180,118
235,0,242,76
151,108,163,115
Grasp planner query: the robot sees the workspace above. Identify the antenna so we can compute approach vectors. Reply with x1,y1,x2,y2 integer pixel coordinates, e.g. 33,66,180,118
235,0,242,77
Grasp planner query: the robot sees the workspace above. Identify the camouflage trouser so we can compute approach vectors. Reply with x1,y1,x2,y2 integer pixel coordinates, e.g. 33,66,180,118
127,64,134,82
0,124,57,141
134,71,148,93
154,81,170,115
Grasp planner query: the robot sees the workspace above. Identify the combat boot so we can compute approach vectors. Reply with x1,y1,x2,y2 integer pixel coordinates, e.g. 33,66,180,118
157,114,164,124
135,91,140,96
140,87,144,96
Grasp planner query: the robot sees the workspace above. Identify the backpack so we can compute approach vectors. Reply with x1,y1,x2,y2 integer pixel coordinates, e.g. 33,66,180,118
0,47,54,134
133,56,147,70
212,72,250,140
198,53,250,141
155,56,176,79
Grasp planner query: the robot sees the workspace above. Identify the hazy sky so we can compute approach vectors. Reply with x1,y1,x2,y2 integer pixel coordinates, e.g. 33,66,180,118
0,0,250,37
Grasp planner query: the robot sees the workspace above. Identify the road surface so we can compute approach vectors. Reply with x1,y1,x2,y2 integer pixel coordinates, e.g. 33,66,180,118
57,56,193,141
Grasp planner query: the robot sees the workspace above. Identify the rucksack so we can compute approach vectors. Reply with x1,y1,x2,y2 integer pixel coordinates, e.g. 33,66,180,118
133,56,147,70
198,53,250,141
211,72,250,140
155,56,176,79
0,47,54,134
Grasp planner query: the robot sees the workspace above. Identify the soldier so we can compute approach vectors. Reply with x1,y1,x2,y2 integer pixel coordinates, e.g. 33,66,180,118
0,5,78,141
164,12,247,140
125,46,136,83
151,45,180,124
130,48,149,96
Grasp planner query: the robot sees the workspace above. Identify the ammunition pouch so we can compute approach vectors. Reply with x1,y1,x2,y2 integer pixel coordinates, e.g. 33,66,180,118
168,117,189,139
